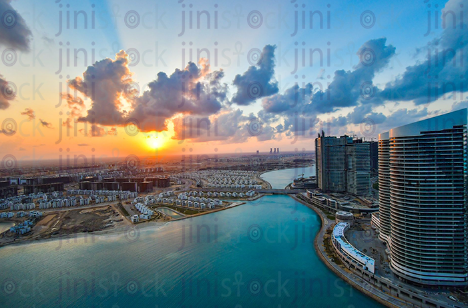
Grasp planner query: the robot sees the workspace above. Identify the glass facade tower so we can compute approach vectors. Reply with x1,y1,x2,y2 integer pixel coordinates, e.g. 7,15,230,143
378,109,468,286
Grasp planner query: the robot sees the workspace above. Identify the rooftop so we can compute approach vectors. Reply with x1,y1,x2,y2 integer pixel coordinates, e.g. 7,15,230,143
379,109,467,140
333,222,375,267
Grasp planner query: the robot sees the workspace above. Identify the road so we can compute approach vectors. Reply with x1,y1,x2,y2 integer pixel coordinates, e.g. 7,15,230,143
290,194,410,308
292,194,466,308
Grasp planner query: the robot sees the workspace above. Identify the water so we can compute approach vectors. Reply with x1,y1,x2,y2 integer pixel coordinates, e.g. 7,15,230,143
0,222,14,234
0,168,381,308
158,207,184,218
261,165,316,189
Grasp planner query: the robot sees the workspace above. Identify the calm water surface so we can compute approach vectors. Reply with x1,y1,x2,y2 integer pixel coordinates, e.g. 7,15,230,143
0,168,381,308
261,166,316,189
158,207,184,218
0,222,14,234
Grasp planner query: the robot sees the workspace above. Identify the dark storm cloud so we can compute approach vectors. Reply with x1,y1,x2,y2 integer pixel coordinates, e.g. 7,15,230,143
0,0,32,51
231,45,279,106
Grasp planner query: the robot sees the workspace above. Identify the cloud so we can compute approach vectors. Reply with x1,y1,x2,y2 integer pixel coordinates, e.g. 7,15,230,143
108,127,117,135
380,0,468,105
254,38,396,139
0,128,14,135
376,108,430,133
20,108,35,121
452,100,468,111
262,83,314,115
78,124,114,137
77,144,89,147
319,107,430,140
66,38,439,145
317,116,350,137
0,75,15,110
18,147,25,151
317,69,325,80
260,84,318,136
301,105,429,140
128,58,227,132
171,109,278,143
71,51,229,133
0,0,32,51
62,94,86,128
172,109,247,143
346,104,386,125
39,119,53,129
41,35,54,46
63,94,85,109
259,38,395,134
70,50,132,127
90,124,106,137
309,38,395,114
231,45,279,106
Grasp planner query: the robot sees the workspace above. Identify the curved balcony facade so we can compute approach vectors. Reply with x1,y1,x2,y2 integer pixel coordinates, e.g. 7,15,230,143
378,135,391,243
379,109,468,286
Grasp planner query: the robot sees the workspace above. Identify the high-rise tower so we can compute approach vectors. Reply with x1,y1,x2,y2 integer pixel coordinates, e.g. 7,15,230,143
378,109,468,286
315,133,370,195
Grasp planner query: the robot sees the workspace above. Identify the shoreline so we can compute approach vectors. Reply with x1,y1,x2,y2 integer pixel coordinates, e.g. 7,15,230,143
258,163,315,190
0,166,310,249
171,193,265,221
0,194,265,249
288,194,404,308
0,220,171,249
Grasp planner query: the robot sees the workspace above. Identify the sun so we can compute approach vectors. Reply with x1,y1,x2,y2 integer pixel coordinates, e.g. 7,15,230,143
143,128,174,151
147,137,165,150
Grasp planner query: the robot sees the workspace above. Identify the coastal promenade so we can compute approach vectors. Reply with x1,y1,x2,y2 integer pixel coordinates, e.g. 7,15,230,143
290,194,467,308
290,194,409,308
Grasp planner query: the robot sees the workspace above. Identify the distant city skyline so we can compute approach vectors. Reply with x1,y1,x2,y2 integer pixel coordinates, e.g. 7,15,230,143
1,1,468,307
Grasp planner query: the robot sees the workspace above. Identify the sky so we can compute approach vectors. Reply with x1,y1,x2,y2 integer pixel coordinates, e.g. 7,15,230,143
0,0,467,165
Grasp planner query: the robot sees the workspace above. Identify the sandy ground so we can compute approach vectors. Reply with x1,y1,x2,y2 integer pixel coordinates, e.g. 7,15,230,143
0,204,133,247
0,195,265,248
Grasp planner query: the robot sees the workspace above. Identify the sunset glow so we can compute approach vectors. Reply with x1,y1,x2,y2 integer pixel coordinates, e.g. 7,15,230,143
0,0,465,162
146,135,166,150
0,0,467,307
